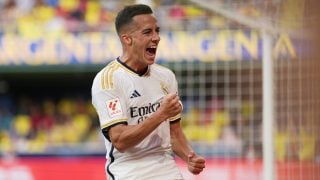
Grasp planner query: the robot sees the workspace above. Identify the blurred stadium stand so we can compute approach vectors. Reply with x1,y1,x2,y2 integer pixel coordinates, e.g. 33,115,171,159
0,0,222,34
0,0,319,179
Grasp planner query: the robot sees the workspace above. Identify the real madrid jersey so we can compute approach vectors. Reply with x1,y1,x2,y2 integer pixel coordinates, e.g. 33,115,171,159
91,58,183,180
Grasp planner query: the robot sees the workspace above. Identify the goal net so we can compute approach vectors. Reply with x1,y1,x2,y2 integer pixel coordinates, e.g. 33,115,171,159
163,0,319,179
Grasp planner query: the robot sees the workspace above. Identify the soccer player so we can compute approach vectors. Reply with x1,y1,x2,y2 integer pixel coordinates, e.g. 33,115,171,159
91,4,205,180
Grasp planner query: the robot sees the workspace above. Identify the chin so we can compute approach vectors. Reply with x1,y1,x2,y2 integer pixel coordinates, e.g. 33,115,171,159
145,57,156,64
150,58,156,64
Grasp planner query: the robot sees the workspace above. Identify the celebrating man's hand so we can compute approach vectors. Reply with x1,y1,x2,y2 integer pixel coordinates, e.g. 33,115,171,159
159,93,182,120
187,151,206,175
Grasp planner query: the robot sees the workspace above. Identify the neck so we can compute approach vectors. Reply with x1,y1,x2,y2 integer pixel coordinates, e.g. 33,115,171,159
119,55,149,75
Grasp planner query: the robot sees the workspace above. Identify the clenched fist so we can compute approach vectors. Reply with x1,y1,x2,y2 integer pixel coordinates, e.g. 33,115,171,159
187,151,206,175
158,93,182,120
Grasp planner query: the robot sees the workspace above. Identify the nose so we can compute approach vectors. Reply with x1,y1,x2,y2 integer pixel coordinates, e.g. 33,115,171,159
152,32,160,42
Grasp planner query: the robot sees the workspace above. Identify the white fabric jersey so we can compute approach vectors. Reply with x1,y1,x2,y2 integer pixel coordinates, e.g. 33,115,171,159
91,58,183,180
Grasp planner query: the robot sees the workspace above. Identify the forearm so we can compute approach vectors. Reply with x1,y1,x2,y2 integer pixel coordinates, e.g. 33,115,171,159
111,110,167,152
110,92,182,152
171,122,206,175
170,122,193,162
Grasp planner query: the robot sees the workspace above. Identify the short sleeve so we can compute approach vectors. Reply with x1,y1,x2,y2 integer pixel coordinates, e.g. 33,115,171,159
91,72,128,130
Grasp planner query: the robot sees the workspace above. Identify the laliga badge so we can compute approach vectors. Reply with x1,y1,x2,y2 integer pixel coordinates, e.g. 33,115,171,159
106,98,123,117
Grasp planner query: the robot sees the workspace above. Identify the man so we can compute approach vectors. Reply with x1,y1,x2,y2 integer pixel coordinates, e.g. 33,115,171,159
91,4,205,180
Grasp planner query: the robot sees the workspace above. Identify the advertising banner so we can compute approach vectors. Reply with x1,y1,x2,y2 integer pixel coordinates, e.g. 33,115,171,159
0,30,297,66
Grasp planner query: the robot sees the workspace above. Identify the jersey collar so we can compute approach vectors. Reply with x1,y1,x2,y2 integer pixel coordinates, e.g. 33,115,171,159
116,57,150,77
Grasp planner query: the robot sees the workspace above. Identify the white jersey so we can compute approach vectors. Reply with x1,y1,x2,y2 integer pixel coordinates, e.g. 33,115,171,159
91,58,183,180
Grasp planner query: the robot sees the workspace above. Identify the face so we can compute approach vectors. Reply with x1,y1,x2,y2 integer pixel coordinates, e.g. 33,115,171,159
124,14,160,68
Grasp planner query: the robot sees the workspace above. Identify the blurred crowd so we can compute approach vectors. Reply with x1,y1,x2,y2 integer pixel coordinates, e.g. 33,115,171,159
0,93,317,161
0,0,217,37
0,95,103,155
0,0,268,38
0,78,261,159
0,0,289,37
1,94,316,161
0,94,246,156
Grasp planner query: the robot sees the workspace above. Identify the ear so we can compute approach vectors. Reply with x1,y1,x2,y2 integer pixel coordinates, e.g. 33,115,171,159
121,34,132,45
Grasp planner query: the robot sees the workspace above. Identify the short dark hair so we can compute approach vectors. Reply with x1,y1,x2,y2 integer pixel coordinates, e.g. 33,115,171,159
115,4,153,35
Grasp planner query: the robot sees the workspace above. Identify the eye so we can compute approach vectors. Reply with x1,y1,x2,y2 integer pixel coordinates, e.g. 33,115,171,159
143,29,152,35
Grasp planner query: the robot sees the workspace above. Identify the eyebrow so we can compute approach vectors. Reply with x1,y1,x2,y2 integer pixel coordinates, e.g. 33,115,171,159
141,26,160,33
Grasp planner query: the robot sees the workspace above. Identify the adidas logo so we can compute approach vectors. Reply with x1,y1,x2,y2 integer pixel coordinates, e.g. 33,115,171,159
130,90,141,98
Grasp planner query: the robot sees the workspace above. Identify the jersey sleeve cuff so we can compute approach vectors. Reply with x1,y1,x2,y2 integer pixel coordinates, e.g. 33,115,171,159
101,118,128,129
168,114,182,122
101,119,128,142
170,117,181,124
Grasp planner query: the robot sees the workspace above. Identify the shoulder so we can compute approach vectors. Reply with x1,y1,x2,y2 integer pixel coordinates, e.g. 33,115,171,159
151,64,176,78
92,60,124,92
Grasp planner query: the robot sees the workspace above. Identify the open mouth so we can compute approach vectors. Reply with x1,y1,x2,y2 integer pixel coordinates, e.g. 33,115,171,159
146,47,157,56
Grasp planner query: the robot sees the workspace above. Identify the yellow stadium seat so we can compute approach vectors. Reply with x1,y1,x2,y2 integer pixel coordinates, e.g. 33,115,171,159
13,115,31,137
85,1,101,26
59,0,79,12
